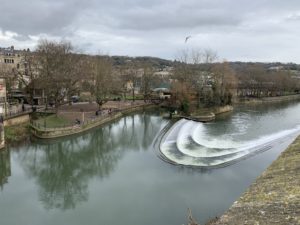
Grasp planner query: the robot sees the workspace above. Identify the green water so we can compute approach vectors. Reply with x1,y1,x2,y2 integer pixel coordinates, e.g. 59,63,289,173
1,102,300,225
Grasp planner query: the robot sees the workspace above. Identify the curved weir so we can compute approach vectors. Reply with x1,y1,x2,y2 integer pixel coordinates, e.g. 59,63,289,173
159,119,300,168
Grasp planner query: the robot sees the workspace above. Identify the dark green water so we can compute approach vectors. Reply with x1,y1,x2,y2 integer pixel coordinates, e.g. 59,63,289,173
1,102,300,225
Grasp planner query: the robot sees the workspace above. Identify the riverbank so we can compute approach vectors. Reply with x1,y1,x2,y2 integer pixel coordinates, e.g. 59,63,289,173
237,94,300,104
212,136,300,225
4,122,30,145
30,103,156,139
173,105,233,122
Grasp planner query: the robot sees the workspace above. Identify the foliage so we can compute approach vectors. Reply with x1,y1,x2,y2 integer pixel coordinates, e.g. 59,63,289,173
4,123,30,144
36,40,85,109
34,114,71,128
89,56,115,109
172,49,236,112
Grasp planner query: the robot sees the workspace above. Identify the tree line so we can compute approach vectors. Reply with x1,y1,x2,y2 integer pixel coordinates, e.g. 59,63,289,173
9,40,165,110
169,49,300,114
1,40,300,114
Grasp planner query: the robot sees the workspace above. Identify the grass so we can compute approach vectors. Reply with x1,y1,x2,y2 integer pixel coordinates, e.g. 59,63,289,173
5,123,30,144
34,114,71,128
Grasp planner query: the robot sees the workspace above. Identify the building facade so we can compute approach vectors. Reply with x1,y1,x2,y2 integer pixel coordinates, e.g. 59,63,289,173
0,46,30,90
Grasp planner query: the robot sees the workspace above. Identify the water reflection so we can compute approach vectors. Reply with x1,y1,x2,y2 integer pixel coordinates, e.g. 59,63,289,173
159,101,300,167
16,111,165,210
2,105,299,225
0,149,11,191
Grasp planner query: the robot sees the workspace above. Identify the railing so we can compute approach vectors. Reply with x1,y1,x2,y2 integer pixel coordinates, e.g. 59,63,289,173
30,103,155,138
3,107,32,120
30,109,121,131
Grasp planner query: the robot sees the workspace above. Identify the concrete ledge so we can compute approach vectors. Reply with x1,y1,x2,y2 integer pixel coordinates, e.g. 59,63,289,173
237,94,300,104
30,104,156,139
213,136,300,225
4,113,30,127
31,112,123,139
181,105,233,122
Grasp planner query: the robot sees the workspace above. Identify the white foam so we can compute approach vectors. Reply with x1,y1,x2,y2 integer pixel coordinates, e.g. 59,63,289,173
159,119,300,167
192,122,241,149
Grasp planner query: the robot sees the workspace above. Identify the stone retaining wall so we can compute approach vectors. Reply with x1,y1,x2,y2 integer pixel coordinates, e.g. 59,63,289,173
237,94,300,104
213,105,234,115
4,113,30,127
213,136,300,225
30,104,156,139
31,112,123,139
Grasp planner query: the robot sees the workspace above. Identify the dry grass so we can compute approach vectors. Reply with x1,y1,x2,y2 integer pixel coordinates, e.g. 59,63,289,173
186,209,219,225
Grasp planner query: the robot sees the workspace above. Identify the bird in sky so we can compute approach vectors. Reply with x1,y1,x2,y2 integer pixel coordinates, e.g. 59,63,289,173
185,36,192,43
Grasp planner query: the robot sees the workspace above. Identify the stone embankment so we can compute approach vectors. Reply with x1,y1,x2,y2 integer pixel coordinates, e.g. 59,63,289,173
186,105,233,122
30,103,155,139
213,136,300,225
237,94,300,104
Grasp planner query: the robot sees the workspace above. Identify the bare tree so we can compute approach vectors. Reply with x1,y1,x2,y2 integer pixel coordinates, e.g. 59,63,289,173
16,50,41,108
90,55,113,109
140,63,155,102
122,61,141,102
173,48,218,110
212,61,237,105
36,40,81,110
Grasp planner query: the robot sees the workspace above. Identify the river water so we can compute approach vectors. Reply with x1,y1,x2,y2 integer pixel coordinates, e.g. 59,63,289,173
1,101,300,225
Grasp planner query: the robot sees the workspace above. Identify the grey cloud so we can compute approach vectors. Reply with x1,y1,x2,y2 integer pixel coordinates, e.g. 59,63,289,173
1,0,300,62
2,0,300,35
286,13,300,21
114,8,241,30
87,0,246,31
0,0,88,35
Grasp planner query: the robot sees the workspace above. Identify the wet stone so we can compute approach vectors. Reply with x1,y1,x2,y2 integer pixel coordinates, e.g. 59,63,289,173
213,136,300,225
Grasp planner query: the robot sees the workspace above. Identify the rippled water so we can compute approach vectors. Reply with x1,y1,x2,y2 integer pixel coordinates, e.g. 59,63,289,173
159,115,300,167
1,102,300,225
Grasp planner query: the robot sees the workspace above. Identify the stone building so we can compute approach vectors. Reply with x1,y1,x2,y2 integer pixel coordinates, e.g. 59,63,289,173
0,46,30,90
0,46,46,105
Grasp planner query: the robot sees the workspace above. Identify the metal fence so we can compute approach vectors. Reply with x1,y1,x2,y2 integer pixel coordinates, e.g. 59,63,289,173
30,109,121,131
30,103,152,132
3,106,32,119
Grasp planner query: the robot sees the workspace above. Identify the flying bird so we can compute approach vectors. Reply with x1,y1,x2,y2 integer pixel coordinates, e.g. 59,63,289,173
185,36,192,43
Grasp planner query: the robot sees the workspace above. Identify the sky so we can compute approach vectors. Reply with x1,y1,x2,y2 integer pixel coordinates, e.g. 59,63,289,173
1,0,300,63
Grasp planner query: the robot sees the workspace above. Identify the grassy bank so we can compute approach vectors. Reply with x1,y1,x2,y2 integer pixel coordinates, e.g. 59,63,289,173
34,114,71,128
4,123,30,144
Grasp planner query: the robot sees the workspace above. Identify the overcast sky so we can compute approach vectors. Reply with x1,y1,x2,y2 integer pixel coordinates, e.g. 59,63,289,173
1,0,300,62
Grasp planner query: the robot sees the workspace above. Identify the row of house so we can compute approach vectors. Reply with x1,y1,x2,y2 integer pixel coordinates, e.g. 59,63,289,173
0,46,46,105
1,45,174,105
0,46,30,87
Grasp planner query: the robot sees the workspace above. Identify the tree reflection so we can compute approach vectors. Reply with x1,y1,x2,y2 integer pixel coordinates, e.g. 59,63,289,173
0,150,11,191
18,111,166,210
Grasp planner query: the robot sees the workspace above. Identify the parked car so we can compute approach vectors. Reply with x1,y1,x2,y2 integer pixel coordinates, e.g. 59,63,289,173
71,95,80,103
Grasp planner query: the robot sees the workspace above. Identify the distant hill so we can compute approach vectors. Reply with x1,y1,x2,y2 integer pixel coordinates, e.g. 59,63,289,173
228,61,300,71
111,56,174,69
110,56,300,71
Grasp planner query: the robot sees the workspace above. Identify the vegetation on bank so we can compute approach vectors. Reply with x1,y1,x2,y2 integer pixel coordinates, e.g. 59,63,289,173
213,136,300,225
2,39,300,121
185,209,219,225
4,123,30,144
167,49,300,116
34,114,71,128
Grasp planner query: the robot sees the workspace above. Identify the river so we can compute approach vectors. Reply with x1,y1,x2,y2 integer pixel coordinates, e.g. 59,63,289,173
1,101,300,225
